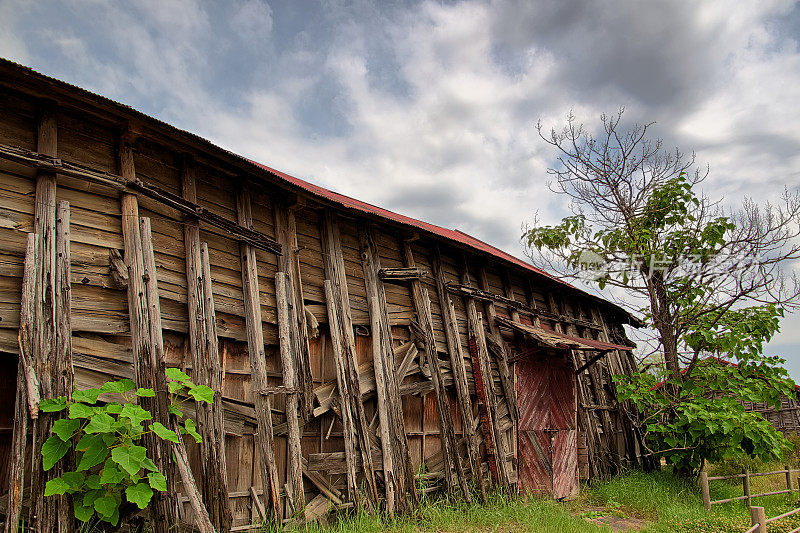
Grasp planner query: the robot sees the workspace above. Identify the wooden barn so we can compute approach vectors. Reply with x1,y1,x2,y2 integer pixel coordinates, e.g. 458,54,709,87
0,59,647,532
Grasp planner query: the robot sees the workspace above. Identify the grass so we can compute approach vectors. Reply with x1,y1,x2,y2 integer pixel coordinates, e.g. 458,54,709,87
273,462,800,533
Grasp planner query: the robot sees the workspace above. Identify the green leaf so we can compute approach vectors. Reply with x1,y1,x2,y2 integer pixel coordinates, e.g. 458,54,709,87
105,402,123,414
72,388,103,404
126,482,154,509
168,404,184,418
100,459,126,485
148,471,167,492
84,412,115,434
101,379,136,394
52,418,80,441
111,445,147,476
136,388,156,398
44,477,71,496
76,434,109,471
39,397,67,412
68,402,95,419
93,495,118,519
151,422,179,443
188,384,214,403
119,404,152,426
73,497,95,522
168,381,185,394
183,418,201,443
41,435,70,471
165,367,191,382
85,474,102,490
62,471,85,490
141,457,158,472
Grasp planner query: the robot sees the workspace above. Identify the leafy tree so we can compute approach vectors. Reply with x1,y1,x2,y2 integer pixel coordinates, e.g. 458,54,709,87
523,110,800,476
39,368,214,527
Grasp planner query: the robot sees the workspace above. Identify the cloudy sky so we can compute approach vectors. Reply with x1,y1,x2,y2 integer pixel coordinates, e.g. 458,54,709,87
2,0,799,374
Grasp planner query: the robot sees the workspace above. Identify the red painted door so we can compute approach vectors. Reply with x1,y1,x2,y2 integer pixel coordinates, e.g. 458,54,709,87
516,356,578,499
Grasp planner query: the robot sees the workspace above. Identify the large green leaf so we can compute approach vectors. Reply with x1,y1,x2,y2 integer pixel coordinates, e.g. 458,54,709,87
73,497,94,522
188,384,214,403
99,458,126,485
111,445,147,476
183,418,202,444
165,367,191,382
119,403,152,426
100,379,136,394
68,402,95,419
150,422,179,443
52,418,80,441
44,477,71,496
84,412,115,434
72,388,103,404
41,435,70,471
93,495,118,519
147,471,167,492
39,397,67,412
126,482,154,509
76,434,109,471
136,388,156,398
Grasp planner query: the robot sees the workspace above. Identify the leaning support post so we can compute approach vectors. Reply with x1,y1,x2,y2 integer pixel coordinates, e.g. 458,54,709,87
360,225,418,512
320,210,379,508
5,233,39,533
236,189,282,525
182,158,231,531
119,135,175,533
276,272,305,516
274,197,314,419
30,100,59,532
700,472,711,510
172,428,217,533
430,246,487,501
54,201,75,531
402,240,470,502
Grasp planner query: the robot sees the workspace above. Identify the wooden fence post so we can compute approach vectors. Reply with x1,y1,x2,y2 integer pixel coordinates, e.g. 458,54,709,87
745,470,752,508
700,472,711,510
750,506,766,533
786,465,794,492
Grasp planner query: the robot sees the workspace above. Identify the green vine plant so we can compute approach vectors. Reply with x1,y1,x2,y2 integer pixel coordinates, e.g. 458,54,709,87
39,368,214,527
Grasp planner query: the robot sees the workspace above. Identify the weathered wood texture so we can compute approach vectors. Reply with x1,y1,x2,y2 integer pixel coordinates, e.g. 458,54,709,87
182,158,232,531
236,189,282,525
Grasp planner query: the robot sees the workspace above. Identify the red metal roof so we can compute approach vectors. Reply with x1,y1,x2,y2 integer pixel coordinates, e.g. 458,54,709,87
0,58,637,324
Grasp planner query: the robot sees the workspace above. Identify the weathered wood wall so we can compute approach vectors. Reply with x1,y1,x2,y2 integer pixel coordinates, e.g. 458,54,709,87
0,62,646,531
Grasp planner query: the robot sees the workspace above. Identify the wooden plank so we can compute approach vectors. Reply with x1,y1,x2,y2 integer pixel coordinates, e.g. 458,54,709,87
118,136,174,533
182,158,232,531
378,267,428,281
139,217,179,525
360,224,418,513
460,259,511,491
430,246,487,501
323,280,360,503
402,240,469,501
0,141,282,254
276,272,304,515
30,101,61,532
236,188,282,525
273,197,313,418
320,210,379,507
4,233,37,533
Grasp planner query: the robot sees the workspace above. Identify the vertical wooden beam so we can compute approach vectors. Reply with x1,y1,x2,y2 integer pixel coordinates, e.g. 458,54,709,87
5,234,38,533
54,201,75,531
402,241,470,502
460,259,511,491
182,159,232,531
276,272,305,516
359,225,417,512
430,246,487,501
274,197,314,419
139,217,179,526
320,210,379,508
323,280,361,504
236,188,282,524
30,101,59,532
118,136,174,533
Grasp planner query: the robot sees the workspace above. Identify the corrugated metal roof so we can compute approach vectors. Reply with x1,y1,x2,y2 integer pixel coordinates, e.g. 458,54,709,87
0,58,637,323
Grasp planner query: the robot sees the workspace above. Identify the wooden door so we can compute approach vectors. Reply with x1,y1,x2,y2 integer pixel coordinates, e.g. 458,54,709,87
516,355,578,499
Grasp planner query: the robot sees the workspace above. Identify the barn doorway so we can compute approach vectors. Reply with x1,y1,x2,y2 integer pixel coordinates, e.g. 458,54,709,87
515,353,579,499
